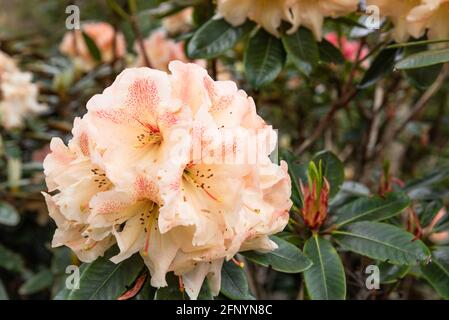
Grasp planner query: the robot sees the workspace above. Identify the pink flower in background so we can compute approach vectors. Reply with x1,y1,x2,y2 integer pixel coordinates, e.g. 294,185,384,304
162,7,193,34
43,61,291,300
60,22,126,71
325,32,369,64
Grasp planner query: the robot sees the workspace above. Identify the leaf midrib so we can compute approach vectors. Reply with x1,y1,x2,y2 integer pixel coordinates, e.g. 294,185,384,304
314,235,329,300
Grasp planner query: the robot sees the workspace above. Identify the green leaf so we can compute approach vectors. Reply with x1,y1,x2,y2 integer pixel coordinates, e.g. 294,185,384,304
220,260,254,300
197,280,214,300
303,235,346,300
19,269,54,295
404,168,449,192
420,246,449,299
0,243,25,272
312,151,344,199
133,277,156,300
0,278,8,300
358,47,398,89
333,221,431,265
187,18,254,59
82,31,102,63
282,27,319,76
66,251,144,300
333,192,410,227
106,0,130,20
0,201,20,226
318,39,345,64
416,200,444,228
154,273,185,300
404,43,443,89
396,48,449,70
241,236,312,274
378,262,410,284
244,29,286,89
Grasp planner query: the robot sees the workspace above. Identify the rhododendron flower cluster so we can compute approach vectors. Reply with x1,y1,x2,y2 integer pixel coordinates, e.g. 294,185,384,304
367,0,449,42
0,51,47,129
217,0,359,39
42,61,291,299
60,22,127,71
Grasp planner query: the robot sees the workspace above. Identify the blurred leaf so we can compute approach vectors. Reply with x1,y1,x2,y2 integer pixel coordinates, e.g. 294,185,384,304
0,201,20,226
280,150,307,208
187,18,253,59
420,246,449,299
220,260,254,300
404,168,449,192
358,47,398,89
312,151,344,198
154,273,185,300
19,269,53,295
396,48,449,70
0,278,8,300
303,235,346,300
244,29,286,89
318,39,345,64
378,262,410,284
333,192,410,227
416,200,444,228
333,221,431,265
82,31,102,63
0,244,25,273
241,236,312,273
277,232,302,246
282,27,319,76
65,250,144,300
106,0,130,20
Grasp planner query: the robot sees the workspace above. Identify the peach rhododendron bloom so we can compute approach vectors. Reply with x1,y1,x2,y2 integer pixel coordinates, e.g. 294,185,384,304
217,0,359,39
60,22,126,71
43,61,291,300
162,7,193,34
0,51,48,129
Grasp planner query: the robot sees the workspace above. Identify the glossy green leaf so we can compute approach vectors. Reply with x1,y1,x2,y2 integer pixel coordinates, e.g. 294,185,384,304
358,47,398,89
82,31,102,63
396,48,449,70
244,29,286,89
0,201,20,226
416,200,444,228
19,269,53,295
333,192,410,227
333,221,431,265
420,246,449,299
187,18,253,59
66,251,144,300
282,27,319,76
404,44,443,89
280,150,307,208
378,262,410,284
303,235,346,300
241,236,312,273
220,260,254,300
318,39,345,64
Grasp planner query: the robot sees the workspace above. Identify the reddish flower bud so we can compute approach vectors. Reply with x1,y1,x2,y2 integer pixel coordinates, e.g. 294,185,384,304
300,177,330,231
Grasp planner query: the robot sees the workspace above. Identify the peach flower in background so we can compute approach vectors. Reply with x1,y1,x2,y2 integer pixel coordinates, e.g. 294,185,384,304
217,0,294,36
0,51,48,129
407,0,449,41
59,22,126,71
217,0,359,39
162,7,193,34
43,61,291,300
325,32,369,63
288,0,360,40
134,30,189,71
